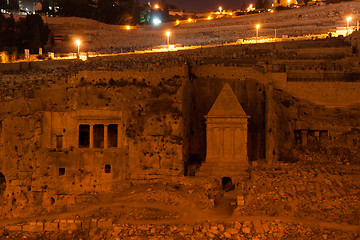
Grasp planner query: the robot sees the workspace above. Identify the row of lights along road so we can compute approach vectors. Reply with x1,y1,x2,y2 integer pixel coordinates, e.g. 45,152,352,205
73,16,356,57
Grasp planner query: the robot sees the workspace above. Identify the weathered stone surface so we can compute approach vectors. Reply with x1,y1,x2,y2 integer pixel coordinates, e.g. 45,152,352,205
44,222,59,231
252,219,264,234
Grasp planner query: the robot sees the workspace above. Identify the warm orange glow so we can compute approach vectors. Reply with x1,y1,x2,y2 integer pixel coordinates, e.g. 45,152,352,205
166,31,171,37
75,40,81,46
188,18,192,22
126,25,130,30
154,4,159,9
219,6,222,12
229,12,233,15
176,20,180,25
207,16,211,20
347,16,352,22
247,4,255,12
270,9,274,13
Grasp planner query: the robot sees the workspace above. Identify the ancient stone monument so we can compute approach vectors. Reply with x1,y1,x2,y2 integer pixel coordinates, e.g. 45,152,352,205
197,83,250,178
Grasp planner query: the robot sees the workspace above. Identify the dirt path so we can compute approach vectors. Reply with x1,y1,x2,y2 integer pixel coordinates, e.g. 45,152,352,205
1,197,359,233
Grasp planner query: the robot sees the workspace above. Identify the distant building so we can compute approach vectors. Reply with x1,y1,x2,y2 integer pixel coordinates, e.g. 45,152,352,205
169,10,184,17
19,0,34,13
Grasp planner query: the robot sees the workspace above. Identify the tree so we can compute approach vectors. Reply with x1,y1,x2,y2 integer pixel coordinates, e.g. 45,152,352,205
0,0,7,10
8,0,19,11
42,0,50,13
19,14,51,52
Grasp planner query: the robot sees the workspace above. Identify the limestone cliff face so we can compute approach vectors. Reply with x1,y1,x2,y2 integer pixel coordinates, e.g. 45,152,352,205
0,63,187,218
1,37,360,219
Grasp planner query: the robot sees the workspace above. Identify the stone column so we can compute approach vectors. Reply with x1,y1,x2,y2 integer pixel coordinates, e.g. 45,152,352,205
90,124,94,149
207,126,213,159
301,130,308,146
220,127,224,159
104,125,108,148
234,128,241,159
118,123,123,148
224,127,231,159
213,128,220,159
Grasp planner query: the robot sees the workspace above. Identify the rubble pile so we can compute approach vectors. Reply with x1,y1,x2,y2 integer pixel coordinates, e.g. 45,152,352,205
1,220,358,240
238,163,360,225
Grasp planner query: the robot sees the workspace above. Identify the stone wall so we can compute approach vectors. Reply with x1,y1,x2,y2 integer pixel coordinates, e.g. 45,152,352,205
0,63,188,218
1,36,360,218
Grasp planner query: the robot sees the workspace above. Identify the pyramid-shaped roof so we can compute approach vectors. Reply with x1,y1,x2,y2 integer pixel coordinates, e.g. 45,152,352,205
207,83,248,118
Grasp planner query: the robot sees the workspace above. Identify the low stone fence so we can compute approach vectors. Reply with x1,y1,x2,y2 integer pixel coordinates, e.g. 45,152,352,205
5,218,113,232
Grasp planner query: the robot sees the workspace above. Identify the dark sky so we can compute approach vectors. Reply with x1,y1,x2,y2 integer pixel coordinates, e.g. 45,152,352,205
141,0,250,12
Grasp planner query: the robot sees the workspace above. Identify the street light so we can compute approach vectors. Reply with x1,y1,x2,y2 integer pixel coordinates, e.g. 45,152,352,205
347,16,352,35
256,24,260,43
166,31,171,50
287,0,290,6
75,39,80,58
219,6,222,13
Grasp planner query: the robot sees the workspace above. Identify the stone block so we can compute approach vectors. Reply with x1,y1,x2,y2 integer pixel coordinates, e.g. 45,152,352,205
59,220,68,231
98,219,112,229
5,225,22,231
253,219,264,234
262,222,270,233
137,225,150,231
227,228,239,235
67,220,81,231
23,222,43,232
90,219,98,229
234,222,242,230
81,219,91,229
224,231,232,238
242,227,251,234
44,222,59,231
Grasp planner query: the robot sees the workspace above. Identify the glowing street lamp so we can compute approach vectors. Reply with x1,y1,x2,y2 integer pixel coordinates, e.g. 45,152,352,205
287,0,290,6
126,25,130,30
219,6,222,13
347,16,352,35
75,39,80,58
176,20,180,25
256,24,260,43
188,18,192,23
153,17,162,25
166,31,171,50
207,16,211,20
154,4,159,9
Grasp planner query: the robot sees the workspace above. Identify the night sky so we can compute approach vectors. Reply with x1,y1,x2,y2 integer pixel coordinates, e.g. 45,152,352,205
141,0,250,12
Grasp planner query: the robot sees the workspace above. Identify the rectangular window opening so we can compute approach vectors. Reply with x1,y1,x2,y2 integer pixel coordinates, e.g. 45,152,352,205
79,125,90,148
56,135,63,149
93,124,104,148
59,168,65,176
108,124,118,148
294,130,301,145
105,164,111,173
